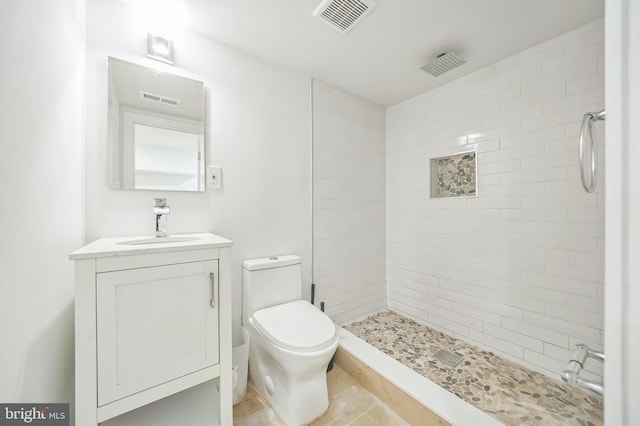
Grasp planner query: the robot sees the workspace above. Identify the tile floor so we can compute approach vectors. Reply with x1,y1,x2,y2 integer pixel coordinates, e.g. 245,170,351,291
345,310,603,426
233,364,409,426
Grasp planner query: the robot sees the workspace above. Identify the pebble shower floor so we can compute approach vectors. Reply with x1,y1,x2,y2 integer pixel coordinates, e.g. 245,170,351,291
345,310,602,426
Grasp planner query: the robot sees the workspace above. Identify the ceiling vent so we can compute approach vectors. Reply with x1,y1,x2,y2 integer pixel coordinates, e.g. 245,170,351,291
139,91,181,107
420,52,466,77
313,0,377,34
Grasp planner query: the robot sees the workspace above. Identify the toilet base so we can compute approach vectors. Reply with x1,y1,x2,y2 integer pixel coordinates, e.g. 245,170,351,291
247,325,338,425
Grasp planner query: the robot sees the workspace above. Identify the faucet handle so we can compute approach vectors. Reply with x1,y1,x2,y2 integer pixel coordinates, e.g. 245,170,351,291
154,198,167,207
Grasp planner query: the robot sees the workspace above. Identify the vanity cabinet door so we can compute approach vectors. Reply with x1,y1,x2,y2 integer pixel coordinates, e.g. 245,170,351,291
96,260,219,406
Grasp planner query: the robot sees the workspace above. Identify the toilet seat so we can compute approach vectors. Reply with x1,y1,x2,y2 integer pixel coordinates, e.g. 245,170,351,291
253,300,337,352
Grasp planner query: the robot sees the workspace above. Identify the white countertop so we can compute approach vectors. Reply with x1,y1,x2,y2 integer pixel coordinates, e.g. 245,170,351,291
69,233,234,260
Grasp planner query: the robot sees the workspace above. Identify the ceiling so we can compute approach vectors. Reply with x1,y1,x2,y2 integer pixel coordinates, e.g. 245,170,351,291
180,0,604,106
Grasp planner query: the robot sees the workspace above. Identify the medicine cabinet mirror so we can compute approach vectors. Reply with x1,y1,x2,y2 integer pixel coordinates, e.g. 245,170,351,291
108,57,205,192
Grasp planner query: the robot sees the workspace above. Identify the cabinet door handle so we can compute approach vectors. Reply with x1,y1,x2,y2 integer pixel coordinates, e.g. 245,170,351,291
209,272,216,308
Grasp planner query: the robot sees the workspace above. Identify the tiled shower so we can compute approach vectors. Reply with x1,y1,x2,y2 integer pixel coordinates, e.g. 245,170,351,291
313,18,604,382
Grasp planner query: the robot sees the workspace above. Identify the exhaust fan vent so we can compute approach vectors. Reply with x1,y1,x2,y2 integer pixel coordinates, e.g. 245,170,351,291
313,0,377,34
139,91,181,107
420,52,466,77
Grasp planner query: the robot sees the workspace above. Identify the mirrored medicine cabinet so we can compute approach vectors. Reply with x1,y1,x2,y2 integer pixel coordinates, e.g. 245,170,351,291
108,57,205,192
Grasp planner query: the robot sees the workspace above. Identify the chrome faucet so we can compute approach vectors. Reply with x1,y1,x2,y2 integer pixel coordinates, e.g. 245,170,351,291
154,198,170,237
561,343,605,395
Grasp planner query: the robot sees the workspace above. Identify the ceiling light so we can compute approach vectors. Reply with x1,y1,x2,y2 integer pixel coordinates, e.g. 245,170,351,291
147,33,174,64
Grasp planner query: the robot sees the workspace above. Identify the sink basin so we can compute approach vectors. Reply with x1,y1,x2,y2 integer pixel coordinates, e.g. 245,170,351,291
117,236,201,246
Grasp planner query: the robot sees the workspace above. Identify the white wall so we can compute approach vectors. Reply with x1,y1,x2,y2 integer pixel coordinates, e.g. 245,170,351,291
86,0,311,424
386,19,605,379
604,0,640,423
620,1,640,421
0,0,85,416
86,0,312,321
312,81,386,324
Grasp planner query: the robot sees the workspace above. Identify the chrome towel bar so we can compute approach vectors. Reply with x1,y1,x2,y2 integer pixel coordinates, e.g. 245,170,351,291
579,109,605,193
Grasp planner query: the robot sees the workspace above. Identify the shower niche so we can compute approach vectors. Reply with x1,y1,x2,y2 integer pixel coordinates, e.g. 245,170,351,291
430,151,477,198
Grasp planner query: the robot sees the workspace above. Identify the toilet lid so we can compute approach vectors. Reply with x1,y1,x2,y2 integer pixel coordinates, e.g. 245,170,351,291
253,300,337,352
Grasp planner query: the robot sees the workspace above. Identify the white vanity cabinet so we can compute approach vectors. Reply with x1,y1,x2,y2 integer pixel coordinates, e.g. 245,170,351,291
70,233,233,426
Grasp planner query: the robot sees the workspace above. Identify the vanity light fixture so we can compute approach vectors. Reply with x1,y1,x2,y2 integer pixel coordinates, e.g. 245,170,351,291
147,33,174,64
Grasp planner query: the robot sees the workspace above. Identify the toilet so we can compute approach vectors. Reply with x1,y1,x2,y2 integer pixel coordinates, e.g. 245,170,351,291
242,255,339,425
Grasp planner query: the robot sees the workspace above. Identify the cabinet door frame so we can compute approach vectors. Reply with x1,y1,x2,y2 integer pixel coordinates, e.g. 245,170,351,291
96,260,219,405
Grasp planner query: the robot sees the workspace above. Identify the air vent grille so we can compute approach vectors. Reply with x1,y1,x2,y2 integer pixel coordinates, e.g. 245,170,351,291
313,0,377,33
139,91,181,107
420,52,466,77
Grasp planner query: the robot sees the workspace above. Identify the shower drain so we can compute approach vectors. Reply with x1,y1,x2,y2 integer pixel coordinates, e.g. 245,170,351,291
433,349,463,368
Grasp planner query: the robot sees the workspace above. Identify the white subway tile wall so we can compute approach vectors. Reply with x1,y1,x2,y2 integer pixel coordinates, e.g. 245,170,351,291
386,19,604,379
312,81,387,324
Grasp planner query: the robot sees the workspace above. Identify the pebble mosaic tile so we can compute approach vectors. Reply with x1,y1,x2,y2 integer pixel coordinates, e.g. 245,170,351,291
345,310,603,426
430,151,476,198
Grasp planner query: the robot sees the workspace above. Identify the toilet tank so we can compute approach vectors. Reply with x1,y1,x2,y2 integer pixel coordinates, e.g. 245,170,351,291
243,255,302,325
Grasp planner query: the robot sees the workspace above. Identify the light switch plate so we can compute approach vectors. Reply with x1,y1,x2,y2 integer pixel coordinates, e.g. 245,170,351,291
207,166,222,189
